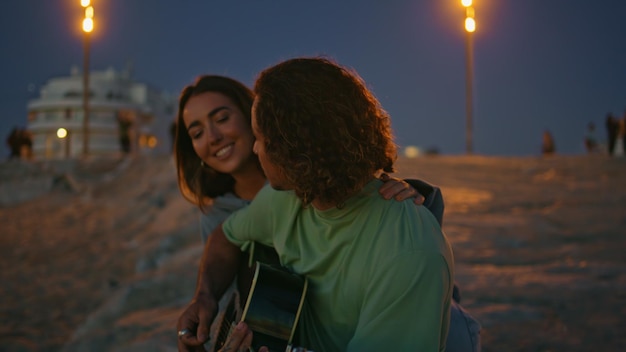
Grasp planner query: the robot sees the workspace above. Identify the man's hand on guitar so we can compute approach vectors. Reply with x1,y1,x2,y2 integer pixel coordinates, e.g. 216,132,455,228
215,321,268,352
177,294,218,352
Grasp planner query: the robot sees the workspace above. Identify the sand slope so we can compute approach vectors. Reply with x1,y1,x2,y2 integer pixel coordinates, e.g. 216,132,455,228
1,154,625,351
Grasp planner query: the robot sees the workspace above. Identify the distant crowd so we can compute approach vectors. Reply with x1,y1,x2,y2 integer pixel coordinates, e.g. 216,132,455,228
541,110,626,157
5,126,33,160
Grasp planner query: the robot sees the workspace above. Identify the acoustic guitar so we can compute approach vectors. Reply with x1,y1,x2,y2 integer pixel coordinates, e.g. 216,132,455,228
210,244,308,352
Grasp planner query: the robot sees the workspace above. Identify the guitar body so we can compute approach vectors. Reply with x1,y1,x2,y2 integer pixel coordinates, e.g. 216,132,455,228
211,245,307,352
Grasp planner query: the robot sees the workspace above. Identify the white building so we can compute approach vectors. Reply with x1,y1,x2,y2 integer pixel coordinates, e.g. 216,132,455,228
27,66,176,159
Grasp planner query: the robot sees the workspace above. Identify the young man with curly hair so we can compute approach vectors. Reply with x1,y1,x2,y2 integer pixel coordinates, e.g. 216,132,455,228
177,57,455,352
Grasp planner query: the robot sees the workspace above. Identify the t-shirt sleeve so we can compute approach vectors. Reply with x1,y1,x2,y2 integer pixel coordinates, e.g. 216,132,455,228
222,185,276,250
347,251,452,351
199,207,227,243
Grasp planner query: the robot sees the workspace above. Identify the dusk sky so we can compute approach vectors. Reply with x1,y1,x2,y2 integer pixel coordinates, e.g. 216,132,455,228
1,0,625,157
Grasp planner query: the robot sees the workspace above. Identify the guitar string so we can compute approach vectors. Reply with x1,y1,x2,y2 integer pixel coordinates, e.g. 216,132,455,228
217,312,237,346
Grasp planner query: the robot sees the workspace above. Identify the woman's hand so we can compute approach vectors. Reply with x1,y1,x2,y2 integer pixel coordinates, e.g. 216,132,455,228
379,173,425,205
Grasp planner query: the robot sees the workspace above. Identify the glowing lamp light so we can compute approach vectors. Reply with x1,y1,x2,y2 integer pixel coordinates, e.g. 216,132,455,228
82,17,93,32
461,0,473,7
465,17,476,32
404,146,421,158
57,128,68,139
147,136,158,148
85,6,94,18
81,0,90,7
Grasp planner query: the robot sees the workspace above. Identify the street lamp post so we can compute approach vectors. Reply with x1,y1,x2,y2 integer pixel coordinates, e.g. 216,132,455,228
81,0,94,157
462,0,476,154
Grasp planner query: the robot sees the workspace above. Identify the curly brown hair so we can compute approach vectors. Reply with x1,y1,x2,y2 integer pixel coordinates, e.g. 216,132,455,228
174,75,259,209
253,57,397,206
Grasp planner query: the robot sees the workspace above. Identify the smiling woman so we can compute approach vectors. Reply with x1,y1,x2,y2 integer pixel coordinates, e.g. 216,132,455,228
183,92,258,190
174,75,265,214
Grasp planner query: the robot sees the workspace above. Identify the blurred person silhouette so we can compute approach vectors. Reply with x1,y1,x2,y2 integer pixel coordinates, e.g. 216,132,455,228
605,113,619,156
6,127,33,160
6,126,22,159
20,128,33,160
541,129,556,155
117,115,132,154
176,58,479,352
584,122,598,154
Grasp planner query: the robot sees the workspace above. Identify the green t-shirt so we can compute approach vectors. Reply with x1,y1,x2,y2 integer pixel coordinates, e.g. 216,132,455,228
223,180,454,351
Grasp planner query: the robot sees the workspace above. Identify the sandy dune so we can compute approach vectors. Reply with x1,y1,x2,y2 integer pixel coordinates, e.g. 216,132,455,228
0,154,624,351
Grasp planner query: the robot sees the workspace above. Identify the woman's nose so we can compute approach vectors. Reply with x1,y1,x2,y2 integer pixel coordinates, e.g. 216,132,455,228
206,123,223,143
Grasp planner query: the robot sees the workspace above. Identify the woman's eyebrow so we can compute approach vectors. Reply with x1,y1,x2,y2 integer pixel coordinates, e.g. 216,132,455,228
207,106,229,118
186,106,230,130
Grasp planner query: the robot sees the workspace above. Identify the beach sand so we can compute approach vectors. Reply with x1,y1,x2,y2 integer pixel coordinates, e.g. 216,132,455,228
0,154,624,351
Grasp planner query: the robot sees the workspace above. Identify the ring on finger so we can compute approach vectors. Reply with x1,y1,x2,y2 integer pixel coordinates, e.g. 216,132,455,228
178,329,191,338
